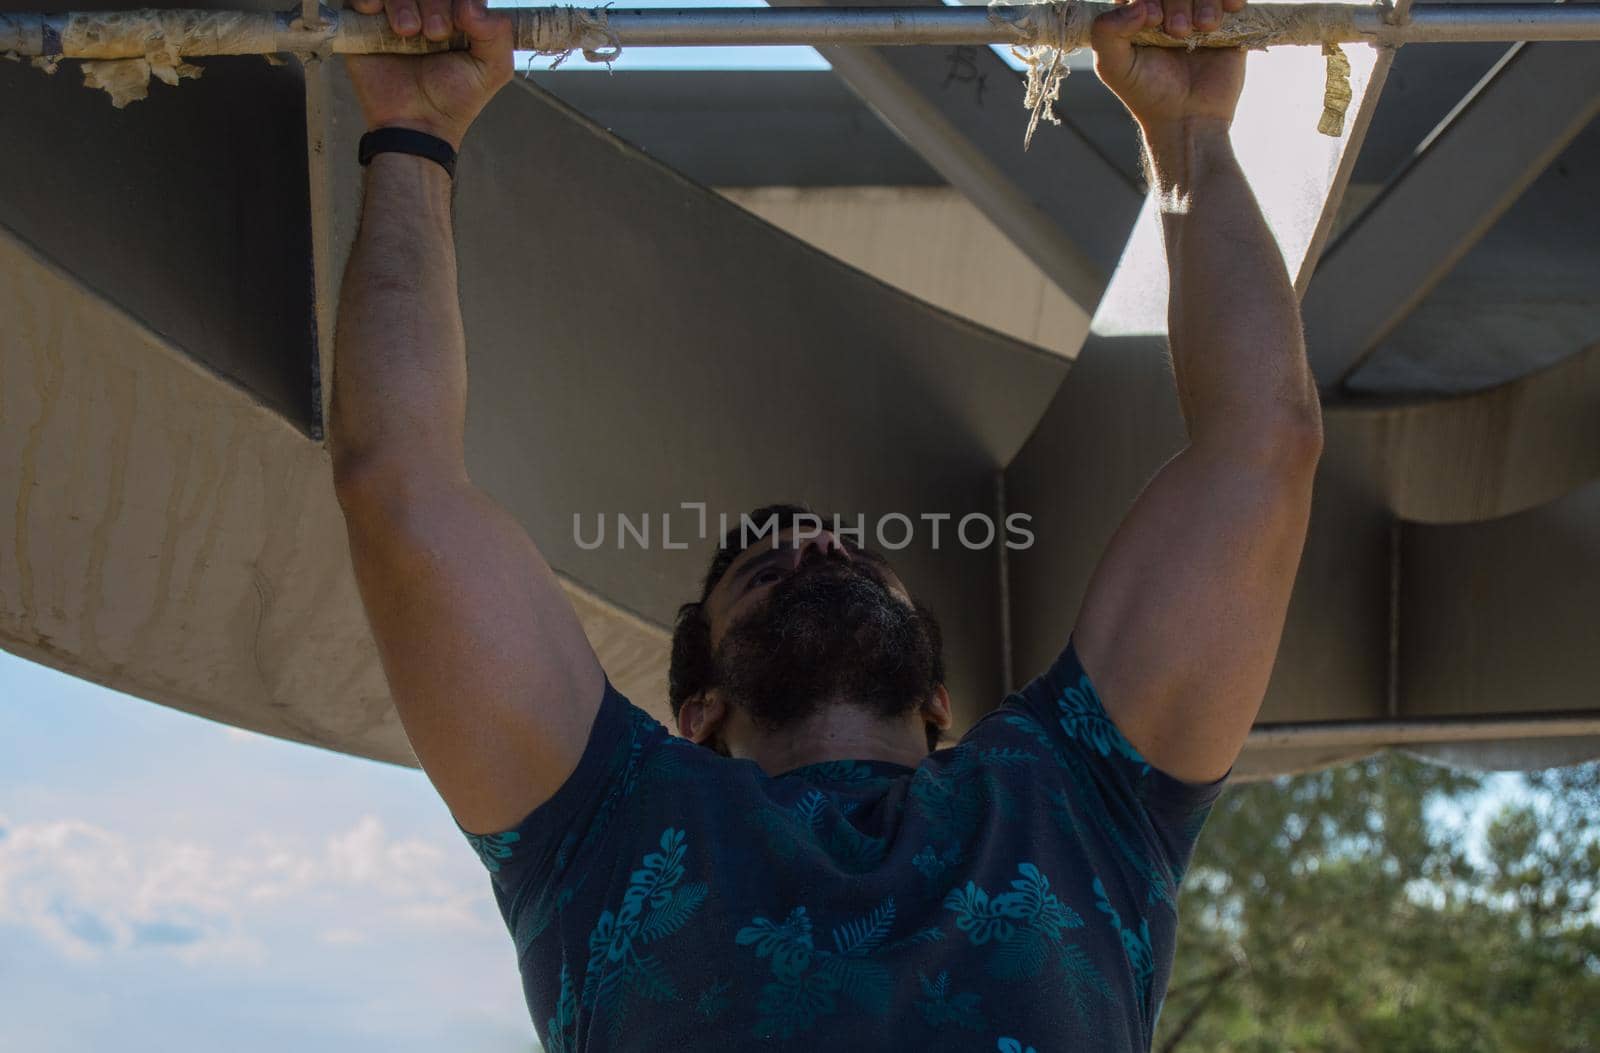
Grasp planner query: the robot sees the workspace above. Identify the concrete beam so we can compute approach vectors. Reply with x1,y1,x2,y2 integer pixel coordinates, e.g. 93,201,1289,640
768,0,1142,311
1,68,1070,760
1325,342,1600,525
1304,40,1600,386
0,49,318,430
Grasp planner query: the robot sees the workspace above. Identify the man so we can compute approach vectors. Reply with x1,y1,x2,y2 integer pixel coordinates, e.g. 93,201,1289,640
330,0,1322,1044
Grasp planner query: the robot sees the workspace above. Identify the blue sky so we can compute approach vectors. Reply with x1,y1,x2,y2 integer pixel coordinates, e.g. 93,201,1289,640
499,0,1045,74
0,648,538,1052
504,0,829,71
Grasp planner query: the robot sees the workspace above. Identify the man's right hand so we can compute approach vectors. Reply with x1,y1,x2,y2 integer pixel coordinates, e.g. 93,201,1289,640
344,0,514,151
1091,0,1246,137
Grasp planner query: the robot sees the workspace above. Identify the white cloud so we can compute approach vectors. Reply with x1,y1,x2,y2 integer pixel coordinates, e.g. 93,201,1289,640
0,811,493,964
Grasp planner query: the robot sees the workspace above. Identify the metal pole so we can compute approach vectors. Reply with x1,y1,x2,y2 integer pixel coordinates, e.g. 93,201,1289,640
5,4,1600,60
559,4,1600,48
1247,713,1600,750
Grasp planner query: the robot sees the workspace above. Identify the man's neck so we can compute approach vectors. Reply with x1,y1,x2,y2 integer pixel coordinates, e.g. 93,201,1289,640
735,701,928,776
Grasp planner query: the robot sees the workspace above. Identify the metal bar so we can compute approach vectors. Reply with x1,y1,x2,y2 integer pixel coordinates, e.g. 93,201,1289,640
6,4,1600,59
1248,713,1600,749
582,5,1600,48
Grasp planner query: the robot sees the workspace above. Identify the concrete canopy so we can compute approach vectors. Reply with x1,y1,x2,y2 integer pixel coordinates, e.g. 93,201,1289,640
2,0,1598,778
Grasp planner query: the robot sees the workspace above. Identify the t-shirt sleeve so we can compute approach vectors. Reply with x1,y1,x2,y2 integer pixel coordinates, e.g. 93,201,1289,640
994,637,1226,884
457,679,668,930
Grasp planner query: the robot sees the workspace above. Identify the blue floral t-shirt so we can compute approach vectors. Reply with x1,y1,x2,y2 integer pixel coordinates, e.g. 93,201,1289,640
462,642,1224,1051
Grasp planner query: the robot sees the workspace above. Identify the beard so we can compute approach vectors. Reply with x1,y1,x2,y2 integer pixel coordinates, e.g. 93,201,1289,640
709,551,942,735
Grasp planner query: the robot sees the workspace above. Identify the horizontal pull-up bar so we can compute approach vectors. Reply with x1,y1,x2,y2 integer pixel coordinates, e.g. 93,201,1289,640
3,3,1600,61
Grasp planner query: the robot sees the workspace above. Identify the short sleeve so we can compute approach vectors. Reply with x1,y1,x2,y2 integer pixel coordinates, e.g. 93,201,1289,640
992,638,1226,884
458,679,668,932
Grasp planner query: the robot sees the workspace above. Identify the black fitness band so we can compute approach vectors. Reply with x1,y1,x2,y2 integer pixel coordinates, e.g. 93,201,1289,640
358,128,457,179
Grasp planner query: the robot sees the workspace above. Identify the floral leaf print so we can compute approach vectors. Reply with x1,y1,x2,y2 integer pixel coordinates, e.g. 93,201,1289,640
912,843,964,889
736,906,815,957
1093,876,1156,1010
624,953,677,1003
816,953,892,1011
559,723,654,875
1002,713,1060,756
634,736,692,795
796,760,876,783
884,925,946,954
795,789,828,829
823,817,888,873
639,881,708,943
585,910,629,978
1057,673,1149,773
1047,784,1177,911
908,749,989,836
695,978,732,1021
739,899,898,1036
578,828,703,1025
582,910,632,1013
464,830,520,874
755,968,841,1039
544,961,578,1053
992,862,1084,941
831,897,895,957
915,970,988,1032
989,926,1052,980
621,827,689,922
997,1038,1039,1053
944,882,1017,946
754,808,804,863
1059,943,1116,1016
978,747,1038,768
948,862,1116,1014
736,906,815,982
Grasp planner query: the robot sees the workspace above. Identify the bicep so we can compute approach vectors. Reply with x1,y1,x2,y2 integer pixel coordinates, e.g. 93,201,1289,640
339,479,604,834
1073,443,1316,783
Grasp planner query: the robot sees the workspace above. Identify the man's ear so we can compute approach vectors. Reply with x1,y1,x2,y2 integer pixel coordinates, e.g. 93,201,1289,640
677,692,730,746
922,684,954,732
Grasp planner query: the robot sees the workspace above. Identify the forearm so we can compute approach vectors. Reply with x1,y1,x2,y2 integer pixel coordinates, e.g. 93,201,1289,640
1146,119,1321,456
330,153,468,486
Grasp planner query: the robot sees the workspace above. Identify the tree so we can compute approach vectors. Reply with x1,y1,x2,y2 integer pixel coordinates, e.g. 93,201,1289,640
1156,757,1600,1052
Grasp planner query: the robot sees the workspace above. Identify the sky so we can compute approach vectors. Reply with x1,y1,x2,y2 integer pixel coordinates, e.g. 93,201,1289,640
0,648,538,1053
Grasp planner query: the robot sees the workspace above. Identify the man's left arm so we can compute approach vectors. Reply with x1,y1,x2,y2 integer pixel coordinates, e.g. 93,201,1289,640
1076,0,1323,784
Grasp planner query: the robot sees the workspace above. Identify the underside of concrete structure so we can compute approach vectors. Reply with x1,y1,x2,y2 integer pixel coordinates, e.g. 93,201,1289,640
2,0,1597,779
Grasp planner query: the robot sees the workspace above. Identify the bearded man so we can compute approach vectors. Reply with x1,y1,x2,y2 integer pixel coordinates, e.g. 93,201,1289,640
329,0,1322,1045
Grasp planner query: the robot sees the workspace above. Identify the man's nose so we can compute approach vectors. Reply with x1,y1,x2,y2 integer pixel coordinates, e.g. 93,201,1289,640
796,530,850,564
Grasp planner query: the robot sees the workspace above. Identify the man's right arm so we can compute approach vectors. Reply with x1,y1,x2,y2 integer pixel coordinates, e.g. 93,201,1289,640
332,0,603,835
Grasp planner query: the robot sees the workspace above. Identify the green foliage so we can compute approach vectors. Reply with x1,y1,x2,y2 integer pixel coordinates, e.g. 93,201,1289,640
1155,757,1600,1053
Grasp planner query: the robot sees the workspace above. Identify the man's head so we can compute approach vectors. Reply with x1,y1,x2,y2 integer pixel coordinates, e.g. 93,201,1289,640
669,504,951,759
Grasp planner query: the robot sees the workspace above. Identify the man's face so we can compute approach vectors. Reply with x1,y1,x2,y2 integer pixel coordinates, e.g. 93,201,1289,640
700,529,941,735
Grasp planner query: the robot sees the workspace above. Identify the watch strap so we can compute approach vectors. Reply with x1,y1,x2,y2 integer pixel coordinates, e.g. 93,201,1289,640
358,127,457,179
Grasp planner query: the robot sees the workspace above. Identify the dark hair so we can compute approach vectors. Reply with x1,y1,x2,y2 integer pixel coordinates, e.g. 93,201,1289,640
668,503,945,753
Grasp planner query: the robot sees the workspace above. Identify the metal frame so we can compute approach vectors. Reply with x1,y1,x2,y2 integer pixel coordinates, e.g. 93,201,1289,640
7,4,1600,58
1248,713,1600,750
